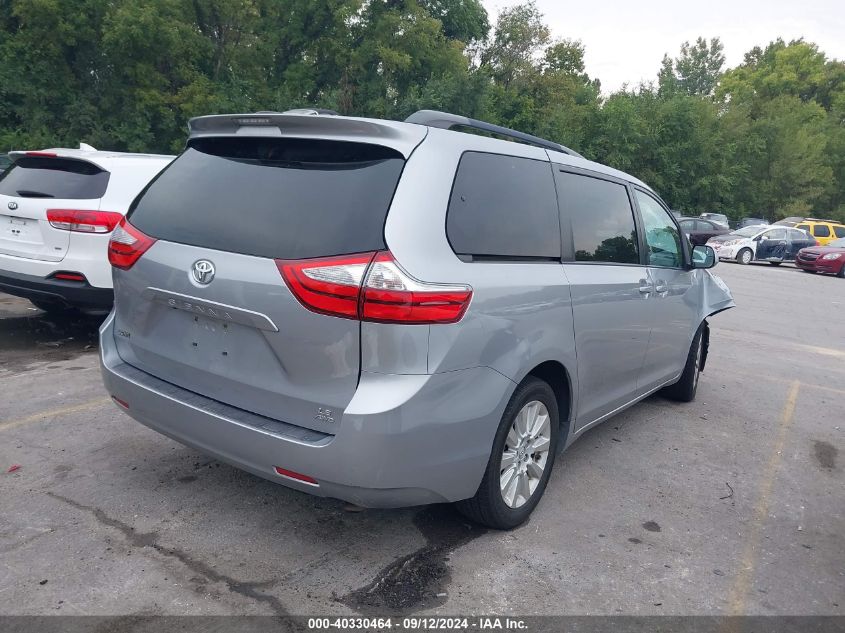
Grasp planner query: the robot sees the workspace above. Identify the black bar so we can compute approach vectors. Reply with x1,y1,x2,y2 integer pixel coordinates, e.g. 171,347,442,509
405,109,584,158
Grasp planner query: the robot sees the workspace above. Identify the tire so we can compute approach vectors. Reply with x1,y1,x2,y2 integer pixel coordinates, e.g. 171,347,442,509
30,299,78,315
456,377,560,530
662,322,707,403
803,269,817,274
838,264,845,279
736,248,753,265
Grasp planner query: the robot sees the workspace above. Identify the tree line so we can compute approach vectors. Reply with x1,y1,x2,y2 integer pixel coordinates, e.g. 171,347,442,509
1,0,843,221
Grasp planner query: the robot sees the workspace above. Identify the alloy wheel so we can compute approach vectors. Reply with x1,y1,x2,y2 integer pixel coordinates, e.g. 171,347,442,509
500,400,552,509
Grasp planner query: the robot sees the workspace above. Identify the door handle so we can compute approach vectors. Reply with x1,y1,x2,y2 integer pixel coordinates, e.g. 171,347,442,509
654,281,668,294
638,279,653,295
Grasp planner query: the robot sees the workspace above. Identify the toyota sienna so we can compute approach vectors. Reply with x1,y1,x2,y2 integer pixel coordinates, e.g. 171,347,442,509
100,110,734,529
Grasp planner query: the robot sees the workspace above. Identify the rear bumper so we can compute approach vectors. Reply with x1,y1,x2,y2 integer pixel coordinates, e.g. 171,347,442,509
0,269,113,309
99,313,514,508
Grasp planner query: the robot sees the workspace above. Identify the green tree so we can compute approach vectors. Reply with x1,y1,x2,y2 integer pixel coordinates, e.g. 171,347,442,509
675,37,725,97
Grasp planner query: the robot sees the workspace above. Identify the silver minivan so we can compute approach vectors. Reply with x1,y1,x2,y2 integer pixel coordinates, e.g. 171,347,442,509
100,110,734,529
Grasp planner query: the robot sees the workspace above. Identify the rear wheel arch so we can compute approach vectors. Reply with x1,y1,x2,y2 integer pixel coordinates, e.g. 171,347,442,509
524,360,573,443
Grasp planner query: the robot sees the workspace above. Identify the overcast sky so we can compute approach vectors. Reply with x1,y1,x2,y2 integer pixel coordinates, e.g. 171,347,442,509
480,0,845,93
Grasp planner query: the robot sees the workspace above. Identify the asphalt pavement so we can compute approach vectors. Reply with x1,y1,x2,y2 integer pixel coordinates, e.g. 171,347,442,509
0,262,842,616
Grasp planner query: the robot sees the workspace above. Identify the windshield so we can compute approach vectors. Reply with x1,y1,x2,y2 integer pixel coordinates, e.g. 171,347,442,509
730,227,764,238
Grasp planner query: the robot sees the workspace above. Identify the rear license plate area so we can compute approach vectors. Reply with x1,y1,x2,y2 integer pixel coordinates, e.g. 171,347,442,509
0,215,41,244
186,314,236,359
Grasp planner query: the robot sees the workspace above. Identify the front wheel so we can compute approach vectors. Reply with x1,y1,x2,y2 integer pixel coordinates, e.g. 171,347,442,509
736,248,753,265
662,323,707,402
456,377,559,530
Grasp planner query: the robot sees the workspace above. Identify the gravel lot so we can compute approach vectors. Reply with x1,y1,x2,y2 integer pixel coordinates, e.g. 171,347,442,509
0,262,842,617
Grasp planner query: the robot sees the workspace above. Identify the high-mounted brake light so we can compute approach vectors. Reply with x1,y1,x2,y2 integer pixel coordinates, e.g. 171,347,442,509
25,151,57,158
277,251,472,324
107,217,156,270
47,209,123,233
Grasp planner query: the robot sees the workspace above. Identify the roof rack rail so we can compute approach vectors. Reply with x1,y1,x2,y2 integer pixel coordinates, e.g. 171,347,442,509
405,109,583,158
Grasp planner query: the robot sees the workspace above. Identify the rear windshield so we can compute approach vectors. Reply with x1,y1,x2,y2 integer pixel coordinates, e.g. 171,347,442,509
0,156,109,199
128,138,405,260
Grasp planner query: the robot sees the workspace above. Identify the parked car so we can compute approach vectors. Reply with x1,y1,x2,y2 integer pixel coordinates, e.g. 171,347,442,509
0,145,172,313
100,109,734,529
707,225,816,265
793,219,845,246
679,217,730,245
795,237,845,277
737,217,768,228
699,212,729,228
773,216,803,227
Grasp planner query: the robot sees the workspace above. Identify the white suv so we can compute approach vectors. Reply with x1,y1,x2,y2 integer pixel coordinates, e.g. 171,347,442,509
0,145,172,312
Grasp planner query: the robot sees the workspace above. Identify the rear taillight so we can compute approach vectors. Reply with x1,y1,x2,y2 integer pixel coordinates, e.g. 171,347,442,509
277,251,472,324
107,217,156,270
47,209,123,233
361,252,473,324
277,252,376,319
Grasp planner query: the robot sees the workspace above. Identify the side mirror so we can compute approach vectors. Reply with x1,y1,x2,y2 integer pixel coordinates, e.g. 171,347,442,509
691,245,717,269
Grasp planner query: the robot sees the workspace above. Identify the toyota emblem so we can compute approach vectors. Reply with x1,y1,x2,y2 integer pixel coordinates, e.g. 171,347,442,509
191,260,216,285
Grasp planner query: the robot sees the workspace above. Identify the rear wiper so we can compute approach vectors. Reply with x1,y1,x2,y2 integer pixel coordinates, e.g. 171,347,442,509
16,189,55,198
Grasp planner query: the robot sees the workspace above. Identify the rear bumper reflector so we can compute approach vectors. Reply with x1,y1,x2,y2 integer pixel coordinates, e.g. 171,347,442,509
51,272,87,282
274,466,319,486
111,395,129,409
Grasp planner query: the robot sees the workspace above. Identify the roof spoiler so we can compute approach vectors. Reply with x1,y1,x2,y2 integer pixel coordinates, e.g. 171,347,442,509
186,112,427,158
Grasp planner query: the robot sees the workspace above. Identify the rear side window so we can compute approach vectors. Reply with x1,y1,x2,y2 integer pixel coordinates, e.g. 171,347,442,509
128,138,405,260
789,228,811,241
556,171,639,264
0,157,109,199
813,224,830,237
834,226,845,238
446,152,560,259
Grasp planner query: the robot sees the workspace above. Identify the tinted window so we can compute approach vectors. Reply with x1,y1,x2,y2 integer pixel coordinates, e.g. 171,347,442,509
447,153,560,259
834,226,845,238
635,190,683,268
789,228,811,242
128,138,404,260
795,224,810,232
0,157,109,199
557,172,638,264
813,224,830,237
